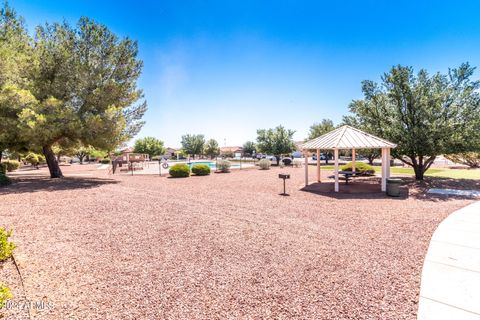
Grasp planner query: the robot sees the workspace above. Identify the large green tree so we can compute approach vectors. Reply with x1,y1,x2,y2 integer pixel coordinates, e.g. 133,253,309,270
256,126,295,165
181,134,205,158
204,139,220,159
346,64,480,180
242,141,256,157
341,115,380,165
69,144,106,164
1,5,147,178
0,4,32,161
133,137,165,159
307,119,335,164
307,119,335,140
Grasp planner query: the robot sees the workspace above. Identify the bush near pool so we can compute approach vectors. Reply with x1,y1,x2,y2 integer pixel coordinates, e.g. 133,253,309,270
216,160,231,173
341,162,375,175
191,164,210,176
169,163,190,178
258,159,271,170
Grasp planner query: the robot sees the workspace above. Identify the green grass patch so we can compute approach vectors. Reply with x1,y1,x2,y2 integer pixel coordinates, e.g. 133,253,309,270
426,169,480,179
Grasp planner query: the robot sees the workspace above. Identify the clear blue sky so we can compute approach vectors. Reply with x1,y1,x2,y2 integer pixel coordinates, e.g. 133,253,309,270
10,0,480,147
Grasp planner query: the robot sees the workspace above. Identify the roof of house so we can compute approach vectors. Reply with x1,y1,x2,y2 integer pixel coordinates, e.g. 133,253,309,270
220,146,243,153
301,125,396,150
120,147,134,153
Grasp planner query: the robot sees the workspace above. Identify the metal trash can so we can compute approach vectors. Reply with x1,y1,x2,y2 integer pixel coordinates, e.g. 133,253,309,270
386,178,401,197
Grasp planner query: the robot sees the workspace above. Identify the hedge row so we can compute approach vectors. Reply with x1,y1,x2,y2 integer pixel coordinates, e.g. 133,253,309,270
169,163,222,177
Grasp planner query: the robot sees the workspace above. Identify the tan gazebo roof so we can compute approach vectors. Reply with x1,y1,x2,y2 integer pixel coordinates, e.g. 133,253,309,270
301,125,396,150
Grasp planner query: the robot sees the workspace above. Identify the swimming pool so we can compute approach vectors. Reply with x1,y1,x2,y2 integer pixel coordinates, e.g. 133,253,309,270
186,161,241,169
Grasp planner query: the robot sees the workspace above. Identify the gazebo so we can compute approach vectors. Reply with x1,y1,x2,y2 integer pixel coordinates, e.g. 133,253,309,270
301,125,396,192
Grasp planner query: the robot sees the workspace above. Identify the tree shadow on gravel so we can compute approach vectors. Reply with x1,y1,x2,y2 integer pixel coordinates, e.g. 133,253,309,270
300,180,410,200
301,176,479,202
403,176,480,202
0,177,119,194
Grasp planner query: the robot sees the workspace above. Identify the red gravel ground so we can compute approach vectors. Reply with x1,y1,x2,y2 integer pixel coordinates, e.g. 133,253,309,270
0,164,475,319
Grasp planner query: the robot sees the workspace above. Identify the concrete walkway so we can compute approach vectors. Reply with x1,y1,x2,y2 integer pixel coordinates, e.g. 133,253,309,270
418,201,480,320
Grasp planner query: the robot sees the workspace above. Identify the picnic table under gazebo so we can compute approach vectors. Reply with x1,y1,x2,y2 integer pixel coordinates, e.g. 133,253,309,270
301,125,396,192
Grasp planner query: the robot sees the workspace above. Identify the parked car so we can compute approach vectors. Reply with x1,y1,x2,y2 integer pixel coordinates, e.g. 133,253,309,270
255,154,278,163
292,151,302,158
312,153,328,161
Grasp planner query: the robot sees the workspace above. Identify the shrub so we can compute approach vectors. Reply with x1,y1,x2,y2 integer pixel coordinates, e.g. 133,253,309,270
0,174,10,186
341,162,375,175
292,159,303,168
2,160,20,172
216,160,231,173
25,153,39,165
258,159,271,170
38,154,46,163
100,159,111,164
0,228,16,262
0,283,12,309
169,163,190,178
221,151,234,158
191,164,210,176
25,153,46,165
0,163,5,175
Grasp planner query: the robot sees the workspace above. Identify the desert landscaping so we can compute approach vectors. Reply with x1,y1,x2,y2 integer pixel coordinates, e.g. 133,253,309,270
0,164,475,319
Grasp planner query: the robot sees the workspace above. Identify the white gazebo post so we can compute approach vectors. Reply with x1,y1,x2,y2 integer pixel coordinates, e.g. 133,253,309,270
386,148,391,179
334,148,339,192
316,149,321,182
352,148,356,172
304,150,309,186
381,147,390,192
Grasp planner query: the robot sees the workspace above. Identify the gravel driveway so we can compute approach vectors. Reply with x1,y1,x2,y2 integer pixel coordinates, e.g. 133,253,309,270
0,164,473,319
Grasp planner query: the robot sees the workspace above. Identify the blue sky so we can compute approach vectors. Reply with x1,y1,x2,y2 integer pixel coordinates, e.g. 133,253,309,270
10,0,480,147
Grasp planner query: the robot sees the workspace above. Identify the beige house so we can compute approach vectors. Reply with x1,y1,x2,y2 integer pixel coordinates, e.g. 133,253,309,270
220,146,243,158
164,147,178,158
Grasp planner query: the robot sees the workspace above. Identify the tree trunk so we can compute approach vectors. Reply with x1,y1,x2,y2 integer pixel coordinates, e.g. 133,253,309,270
43,145,64,178
275,155,281,166
413,165,424,180
78,153,85,164
0,150,2,163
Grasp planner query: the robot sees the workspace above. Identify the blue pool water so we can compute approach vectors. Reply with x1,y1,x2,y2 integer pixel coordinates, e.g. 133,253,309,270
186,161,240,169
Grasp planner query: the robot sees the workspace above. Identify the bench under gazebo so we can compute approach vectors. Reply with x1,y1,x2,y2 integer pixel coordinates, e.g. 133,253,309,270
301,125,396,192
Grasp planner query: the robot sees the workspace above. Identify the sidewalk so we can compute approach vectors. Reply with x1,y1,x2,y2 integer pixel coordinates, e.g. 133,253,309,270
418,201,480,320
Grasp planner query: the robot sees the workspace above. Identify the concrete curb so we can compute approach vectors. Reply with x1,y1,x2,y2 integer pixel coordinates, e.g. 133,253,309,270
418,201,480,320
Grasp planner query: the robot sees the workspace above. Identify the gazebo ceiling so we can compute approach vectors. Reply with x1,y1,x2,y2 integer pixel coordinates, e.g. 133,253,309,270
301,125,396,150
